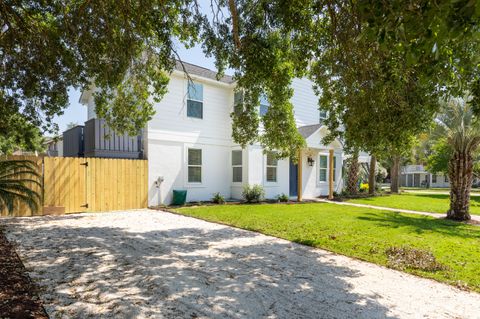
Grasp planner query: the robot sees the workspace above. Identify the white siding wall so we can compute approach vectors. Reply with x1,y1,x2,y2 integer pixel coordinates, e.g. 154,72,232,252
291,78,321,127
84,70,347,205
147,74,234,205
302,149,343,198
431,174,450,188
143,73,344,204
87,98,97,120
148,140,232,204
57,140,63,157
241,145,289,200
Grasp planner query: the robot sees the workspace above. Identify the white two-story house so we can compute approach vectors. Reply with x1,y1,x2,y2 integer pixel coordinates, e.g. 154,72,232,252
80,61,349,205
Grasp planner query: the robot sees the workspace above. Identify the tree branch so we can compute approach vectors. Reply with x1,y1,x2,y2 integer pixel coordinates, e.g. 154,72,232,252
228,0,241,49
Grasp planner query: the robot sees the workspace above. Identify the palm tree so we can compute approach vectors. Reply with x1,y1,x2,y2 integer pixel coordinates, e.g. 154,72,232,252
0,159,42,215
346,149,359,195
436,96,480,221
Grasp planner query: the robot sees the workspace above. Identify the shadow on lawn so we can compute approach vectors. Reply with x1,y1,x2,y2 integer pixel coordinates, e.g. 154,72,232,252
4,213,397,319
357,212,480,238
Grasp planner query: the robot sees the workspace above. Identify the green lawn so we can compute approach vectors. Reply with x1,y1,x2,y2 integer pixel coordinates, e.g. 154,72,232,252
174,203,480,292
347,193,480,215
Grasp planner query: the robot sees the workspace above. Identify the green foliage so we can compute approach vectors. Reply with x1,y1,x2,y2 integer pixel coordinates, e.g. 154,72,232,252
0,160,42,214
277,193,289,202
2,0,480,160
426,138,452,175
242,184,265,203
0,115,45,155
211,192,225,204
310,1,439,158
0,0,201,139
436,96,480,156
176,203,480,291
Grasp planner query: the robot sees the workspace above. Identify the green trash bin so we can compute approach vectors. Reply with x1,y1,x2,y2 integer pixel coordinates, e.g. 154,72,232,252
172,190,187,205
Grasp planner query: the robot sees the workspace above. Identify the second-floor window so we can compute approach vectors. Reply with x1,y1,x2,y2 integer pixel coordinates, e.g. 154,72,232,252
234,91,244,115
319,109,327,122
260,94,269,117
187,82,203,119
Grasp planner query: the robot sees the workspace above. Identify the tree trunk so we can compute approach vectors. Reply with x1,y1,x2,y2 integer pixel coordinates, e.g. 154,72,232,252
390,155,401,194
368,155,376,195
346,150,359,195
447,150,473,221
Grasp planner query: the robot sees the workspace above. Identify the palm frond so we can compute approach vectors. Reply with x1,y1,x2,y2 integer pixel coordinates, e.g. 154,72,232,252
0,159,42,215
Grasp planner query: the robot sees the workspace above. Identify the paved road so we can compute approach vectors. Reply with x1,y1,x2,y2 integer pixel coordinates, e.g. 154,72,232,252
3,210,480,318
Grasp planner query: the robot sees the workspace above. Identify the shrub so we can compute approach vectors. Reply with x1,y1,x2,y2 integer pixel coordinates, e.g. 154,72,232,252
359,183,369,193
277,193,289,202
385,246,448,272
242,184,265,203
212,192,225,204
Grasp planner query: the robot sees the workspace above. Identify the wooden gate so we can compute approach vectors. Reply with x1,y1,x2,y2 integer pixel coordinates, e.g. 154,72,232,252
1,156,148,217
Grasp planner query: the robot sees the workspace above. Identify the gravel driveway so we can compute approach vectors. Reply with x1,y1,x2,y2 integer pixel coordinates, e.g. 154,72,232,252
3,209,480,318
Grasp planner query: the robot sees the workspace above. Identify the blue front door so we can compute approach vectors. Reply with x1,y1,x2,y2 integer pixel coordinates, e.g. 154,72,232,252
289,159,298,197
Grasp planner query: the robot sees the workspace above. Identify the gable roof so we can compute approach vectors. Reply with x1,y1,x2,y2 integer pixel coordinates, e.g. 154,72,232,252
298,124,323,139
175,61,235,84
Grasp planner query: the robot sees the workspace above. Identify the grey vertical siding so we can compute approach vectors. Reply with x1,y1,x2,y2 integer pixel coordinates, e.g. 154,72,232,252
62,126,85,157
83,118,143,159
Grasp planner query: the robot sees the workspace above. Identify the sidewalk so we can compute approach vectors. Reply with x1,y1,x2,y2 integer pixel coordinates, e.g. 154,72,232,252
315,198,480,223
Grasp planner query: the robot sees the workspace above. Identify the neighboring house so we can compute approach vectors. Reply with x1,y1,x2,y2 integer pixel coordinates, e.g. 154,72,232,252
400,165,450,188
43,137,63,157
80,61,368,205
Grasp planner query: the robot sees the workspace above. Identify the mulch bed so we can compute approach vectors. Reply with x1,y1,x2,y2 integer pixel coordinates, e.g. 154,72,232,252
0,226,48,319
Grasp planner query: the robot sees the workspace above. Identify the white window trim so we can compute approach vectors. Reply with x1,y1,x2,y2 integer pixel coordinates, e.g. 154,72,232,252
186,81,204,120
265,152,278,184
185,146,205,187
318,153,328,184
317,152,340,185
231,149,243,185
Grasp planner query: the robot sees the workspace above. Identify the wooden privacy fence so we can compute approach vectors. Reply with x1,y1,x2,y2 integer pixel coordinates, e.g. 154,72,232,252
1,156,148,217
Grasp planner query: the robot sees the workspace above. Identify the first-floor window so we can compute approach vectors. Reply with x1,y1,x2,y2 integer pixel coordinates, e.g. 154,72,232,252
432,174,437,183
266,152,278,182
444,175,448,183
188,148,202,183
232,150,242,183
319,155,328,182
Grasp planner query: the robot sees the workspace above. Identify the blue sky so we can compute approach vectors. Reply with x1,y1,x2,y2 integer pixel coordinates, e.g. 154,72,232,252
54,43,217,133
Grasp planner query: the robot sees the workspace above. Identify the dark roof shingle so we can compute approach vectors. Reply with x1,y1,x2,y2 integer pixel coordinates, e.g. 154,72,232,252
298,124,323,139
175,61,234,84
